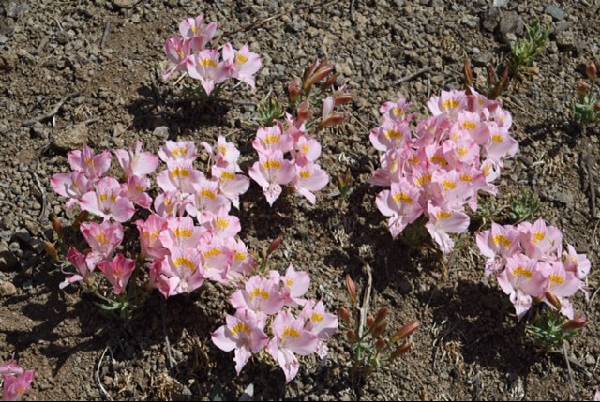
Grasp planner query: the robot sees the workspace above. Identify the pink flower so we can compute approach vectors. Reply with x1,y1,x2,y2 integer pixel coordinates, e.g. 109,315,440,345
542,261,582,300
563,244,591,280
203,209,241,239
156,161,203,194
485,123,518,161
202,135,242,171
293,134,321,165
200,239,231,283
122,175,153,209
60,247,94,289
301,300,338,358
158,217,204,250
267,310,319,383
50,172,92,210
67,145,112,180
135,215,169,260
292,162,329,204
97,253,136,295
369,121,411,152
212,309,269,375
80,177,135,222
252,125,293,155
211,166,249,209
248,151,295,206
375,179,423,237
225,238,256,279
158,141,197,166
222,43,262,89
156,247,205,297
280,265,310,306
518,218,563,261
427,90,467,116
425,203,470,254
162,36,192,81
153,191,191,218
230,275,284,315
187,177,230,221
80,221,124,266
1,363,35,402
187,49,227,95
179,15,218,51
114,141,159,178
380,97,412,123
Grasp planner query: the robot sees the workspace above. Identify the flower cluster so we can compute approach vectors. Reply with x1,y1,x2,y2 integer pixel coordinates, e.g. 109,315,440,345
249,118,329,206
476,219,591,319
370,89,518,253
51,138,252,298
212,265,337,383
0,361,35,401
163,15,262,95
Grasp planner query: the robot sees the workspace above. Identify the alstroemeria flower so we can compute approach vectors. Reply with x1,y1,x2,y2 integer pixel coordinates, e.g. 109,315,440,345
369,121,410,152
67,145,112,181
203,208,241,239
187,177,230,221
301,300,338,358
485,122,518,161
157,247,205,297
179,15,218,51
200,239,231,283
114,141,159,178
376,179,423,237
163,36,192,81
50,171,92,210
425,203,470,254
541,262,582,301
97,253,136,295
202,135,242,171
156,161,203,194
154,191,191,218
158,141,197,166
427,90,467,117
122,175,153,209
496,254,546,319
80,221,124,267
60,247,94,289
158,217,204,250
267,310,319,383
135,215,169,260
518,218,563,261
187,49,227,95
211,166,249,209
563,244,592,280
380,97,412,123
230,275,284,315
225,238,256,278
1,364,35,402
292,162,329,204
252,125,293,155
293,134,322,165
80,177,135,222
248,151,295,206
222,43,262,88
280,265,310,306
212,309,269,375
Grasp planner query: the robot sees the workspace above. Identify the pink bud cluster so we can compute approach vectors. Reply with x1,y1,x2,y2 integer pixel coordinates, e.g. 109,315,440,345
370,89,518,253
212,265,337,383
163,15,262,95
0,361,35,401
249,115,329,206
476,219,591,319
50,137,252,297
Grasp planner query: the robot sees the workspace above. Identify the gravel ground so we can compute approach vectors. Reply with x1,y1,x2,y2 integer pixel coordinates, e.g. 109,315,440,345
1,0,600,400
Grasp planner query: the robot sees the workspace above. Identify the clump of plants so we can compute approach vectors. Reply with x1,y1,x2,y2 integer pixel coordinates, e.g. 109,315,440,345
476,219,591,350
369,89,518,253
573,62,600,129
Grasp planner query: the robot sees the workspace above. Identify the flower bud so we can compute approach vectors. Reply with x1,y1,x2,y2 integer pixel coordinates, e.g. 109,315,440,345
334,93,353,106
51,216,64,239
346,329,357,342
371,321,387,337
390,341,412,359
338,307,352,323
392,321,421,342
345,274,357,304
304,63,335,93
563,316,587,332
464,59,474,87
367,315,375,328
296,100,312,126
44,241,59,262
577,80,591,97
287,79,301,103
374,307,389,325
268,235,284,255
586,62,597,81
319,112,346,129
545,292,562,310
375,337,387,351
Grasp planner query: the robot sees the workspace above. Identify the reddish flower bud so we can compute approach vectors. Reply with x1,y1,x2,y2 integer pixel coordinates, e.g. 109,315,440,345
392,321,421,342
51,216,64,239
374,307,389,325
296,100,312,126
577,80,591,97
371,321,387,337
390,341,412,359
268,235,284,255
586,62,597,81
563,316,587,332
345,274,357,304
375,337,387,351
334,93,353,106
44,241,59,262
545,292,562,310
464,59,474,88
367,315,375,329
346,329,357,342
338,306,352,323
304,63,335,93
287,79,302,103
319,112,347,129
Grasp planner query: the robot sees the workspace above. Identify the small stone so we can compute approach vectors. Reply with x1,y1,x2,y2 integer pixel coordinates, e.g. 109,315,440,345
112,0,135,8
498,12,524,37
52,123,88,151
545,5,565,21
472,51,492,67
153,126,169,139
585,354,595,366
0,280,17,297
493,0,509,7
481,8,500,33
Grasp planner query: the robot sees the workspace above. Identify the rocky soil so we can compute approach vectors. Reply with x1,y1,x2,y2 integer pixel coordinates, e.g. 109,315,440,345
1,0,600,400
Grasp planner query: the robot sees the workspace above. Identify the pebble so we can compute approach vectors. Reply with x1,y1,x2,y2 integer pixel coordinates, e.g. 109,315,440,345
0,280,17,297
51,123,89,151
545,5,566,21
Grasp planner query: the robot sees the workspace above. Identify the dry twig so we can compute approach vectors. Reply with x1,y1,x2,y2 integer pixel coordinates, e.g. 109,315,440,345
395,67,433,84
357,264,372,339
22,92,80,127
